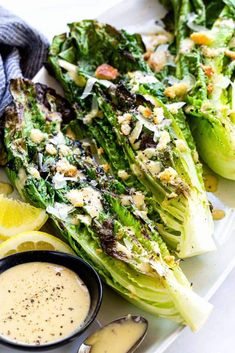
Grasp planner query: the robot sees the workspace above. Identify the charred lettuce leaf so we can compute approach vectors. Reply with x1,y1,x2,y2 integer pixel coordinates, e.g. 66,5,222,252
48,20,148,77
3,78,213,331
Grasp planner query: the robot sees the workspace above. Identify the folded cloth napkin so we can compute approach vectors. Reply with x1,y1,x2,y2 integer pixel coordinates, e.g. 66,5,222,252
0,7,49,116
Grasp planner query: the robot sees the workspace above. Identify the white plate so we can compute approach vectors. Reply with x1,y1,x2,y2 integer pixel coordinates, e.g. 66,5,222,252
1,0,235,352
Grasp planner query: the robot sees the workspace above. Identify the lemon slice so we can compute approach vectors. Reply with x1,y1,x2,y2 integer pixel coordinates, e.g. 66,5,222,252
0,195,48,239
0,231,74,258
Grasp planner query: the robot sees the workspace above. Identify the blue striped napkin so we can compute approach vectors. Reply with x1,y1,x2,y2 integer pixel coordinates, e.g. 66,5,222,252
0,7,49,116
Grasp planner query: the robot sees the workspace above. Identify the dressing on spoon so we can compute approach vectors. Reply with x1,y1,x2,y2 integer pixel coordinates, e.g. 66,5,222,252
84,315,147,353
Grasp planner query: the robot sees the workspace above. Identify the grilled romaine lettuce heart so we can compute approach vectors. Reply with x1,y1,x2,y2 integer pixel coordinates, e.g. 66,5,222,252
3,78,212,331
47,20,215,258
159,0,235,180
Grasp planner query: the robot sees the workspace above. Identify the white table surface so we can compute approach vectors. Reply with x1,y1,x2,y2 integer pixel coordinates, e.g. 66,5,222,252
0,1,234,352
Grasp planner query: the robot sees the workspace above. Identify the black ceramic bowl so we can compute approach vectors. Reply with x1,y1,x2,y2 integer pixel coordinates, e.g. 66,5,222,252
0,251,102,351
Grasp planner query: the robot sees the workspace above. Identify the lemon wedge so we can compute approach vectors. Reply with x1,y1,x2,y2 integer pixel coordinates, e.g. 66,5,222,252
0,195,48,239
0,231,74,258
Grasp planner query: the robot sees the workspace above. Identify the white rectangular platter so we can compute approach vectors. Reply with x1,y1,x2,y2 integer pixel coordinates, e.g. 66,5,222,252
1,0,235,352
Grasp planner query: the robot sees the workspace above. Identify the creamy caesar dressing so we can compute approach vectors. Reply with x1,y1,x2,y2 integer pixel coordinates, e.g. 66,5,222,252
0,262,90,345
204,174,218,192
85,316,147,353
212,209,225,220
